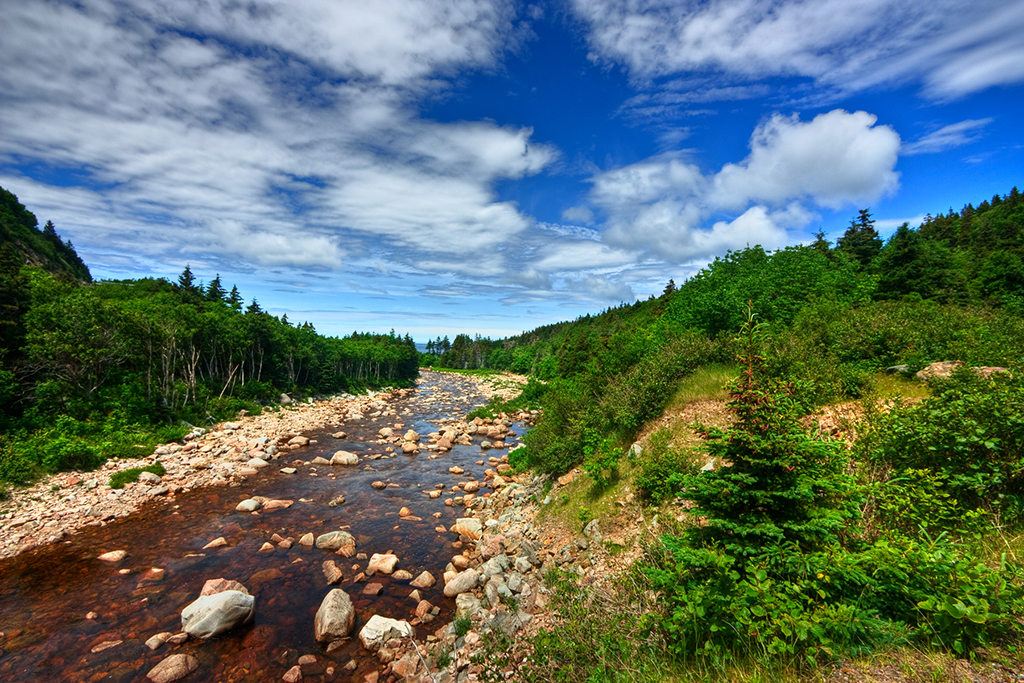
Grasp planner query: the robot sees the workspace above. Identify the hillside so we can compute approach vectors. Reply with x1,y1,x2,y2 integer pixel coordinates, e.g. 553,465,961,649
0,187,91,282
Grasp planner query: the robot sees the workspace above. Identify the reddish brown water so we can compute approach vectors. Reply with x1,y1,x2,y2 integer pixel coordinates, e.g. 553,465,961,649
0,372,522,682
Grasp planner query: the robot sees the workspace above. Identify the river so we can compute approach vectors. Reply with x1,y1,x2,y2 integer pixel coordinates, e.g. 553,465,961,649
0,371,529,682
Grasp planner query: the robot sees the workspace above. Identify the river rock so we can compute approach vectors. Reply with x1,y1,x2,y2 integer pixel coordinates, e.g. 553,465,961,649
181,590,255,638
314,589,355,642
236,499,260,512
916,360,964,380
311,456,331,466
288,435,309,446
331,451,359,465
145,632,173,650
322,560,343,584
282,665,302,683
97,550,127,562
401,442,418,454
410,571,435,589
138,471,163,484
200,578,249,596
443,568,480,597
358,614,414,651
371,481,386,490
299,533,315,547
147,654,199,683
247,458,269,468
455,593,483,619
403,430,419,442
263,499,294,511
315,531,356,555
366,553,399,575
450,517,482,539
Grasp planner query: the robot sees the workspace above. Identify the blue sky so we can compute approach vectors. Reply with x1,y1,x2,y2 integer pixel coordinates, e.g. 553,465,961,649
2,0,1022,342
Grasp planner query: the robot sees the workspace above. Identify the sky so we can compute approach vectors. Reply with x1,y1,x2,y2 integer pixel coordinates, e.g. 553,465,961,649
2,0,1022,342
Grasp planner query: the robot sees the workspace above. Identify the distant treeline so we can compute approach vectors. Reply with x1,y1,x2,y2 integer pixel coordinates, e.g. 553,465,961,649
426,187,1024,378
0,186,418,484
439,187,1024,476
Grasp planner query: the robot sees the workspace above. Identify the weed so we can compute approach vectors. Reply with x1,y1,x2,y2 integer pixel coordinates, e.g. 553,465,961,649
454,616,471,638
109,461,166,489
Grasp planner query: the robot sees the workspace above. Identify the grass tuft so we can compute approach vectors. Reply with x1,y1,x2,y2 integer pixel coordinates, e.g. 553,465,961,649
108,461,166,489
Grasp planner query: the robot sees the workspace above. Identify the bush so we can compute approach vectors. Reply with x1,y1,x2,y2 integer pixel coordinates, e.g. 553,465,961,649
863,367,1024,523
634,429,696,504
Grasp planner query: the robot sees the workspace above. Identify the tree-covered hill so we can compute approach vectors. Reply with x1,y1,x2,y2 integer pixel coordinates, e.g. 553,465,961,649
445,186,1023,476
0,188,91,282
0,186,418,486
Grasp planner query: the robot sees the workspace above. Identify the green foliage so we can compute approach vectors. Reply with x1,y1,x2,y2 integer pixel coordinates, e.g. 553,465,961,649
108,461,166,489
466,377,548,420
483,568,670,683
643,543,902,663
634,429,696,504
863,368,1024,521
0,187,91,282
0,187,421,483
454,616,472,638
684,306,859,559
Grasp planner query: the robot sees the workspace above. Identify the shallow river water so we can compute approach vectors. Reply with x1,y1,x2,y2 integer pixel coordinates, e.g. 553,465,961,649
0,371,523,682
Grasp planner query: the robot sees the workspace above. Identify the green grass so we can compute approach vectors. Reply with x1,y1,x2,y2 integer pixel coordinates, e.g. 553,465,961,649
667,363,738,410
108,461,166,489
867,372,932,401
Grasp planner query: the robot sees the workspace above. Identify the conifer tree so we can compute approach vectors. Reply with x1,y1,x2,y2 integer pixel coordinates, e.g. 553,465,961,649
206,274,225,302
684,304,856,561
228,285,242,310
836,209,882,266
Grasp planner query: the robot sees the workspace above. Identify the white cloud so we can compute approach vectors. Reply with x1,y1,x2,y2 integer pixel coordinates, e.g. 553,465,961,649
587,110,898,262
711,110,901,210
570,0,1024,99
0,0,551,278
562,205,594,224
902,118,994,155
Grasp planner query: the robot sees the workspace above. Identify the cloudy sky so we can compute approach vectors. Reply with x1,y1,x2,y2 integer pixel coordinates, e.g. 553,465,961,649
2,0,1022,341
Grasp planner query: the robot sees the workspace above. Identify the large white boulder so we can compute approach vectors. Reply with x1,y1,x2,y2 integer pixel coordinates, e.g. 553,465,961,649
314,589,355,642
181,590,255,638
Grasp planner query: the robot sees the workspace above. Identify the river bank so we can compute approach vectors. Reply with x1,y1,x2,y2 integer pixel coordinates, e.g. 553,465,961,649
0,372,525,561
0,370,549,682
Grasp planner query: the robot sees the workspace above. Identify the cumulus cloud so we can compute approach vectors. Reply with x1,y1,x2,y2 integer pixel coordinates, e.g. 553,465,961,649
711,110,901,210
570,0,1024,99
902,118,994,155
589,110,898,262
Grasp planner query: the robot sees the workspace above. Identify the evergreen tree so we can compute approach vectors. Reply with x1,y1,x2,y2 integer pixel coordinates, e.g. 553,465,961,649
228,285,242,310
810,230,833,257
42,220,58,243
683,304,857,560
246,298,262,315
662,279,677,297
836,209,882,266
177,265,197,291
206,274,226,302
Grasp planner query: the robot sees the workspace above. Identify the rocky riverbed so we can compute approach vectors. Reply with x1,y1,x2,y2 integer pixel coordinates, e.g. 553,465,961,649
0,370,571,683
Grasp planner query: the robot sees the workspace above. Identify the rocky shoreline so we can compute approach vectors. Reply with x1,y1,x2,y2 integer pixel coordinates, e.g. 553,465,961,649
0,372,524,561
0,368,626,683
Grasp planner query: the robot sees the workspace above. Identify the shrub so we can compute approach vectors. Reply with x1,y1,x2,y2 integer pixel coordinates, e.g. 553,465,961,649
863,367,1024,522
634,429,696,504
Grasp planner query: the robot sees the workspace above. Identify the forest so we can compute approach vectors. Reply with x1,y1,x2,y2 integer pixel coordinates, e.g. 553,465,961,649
0,187,419,487
469,186,1024,681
